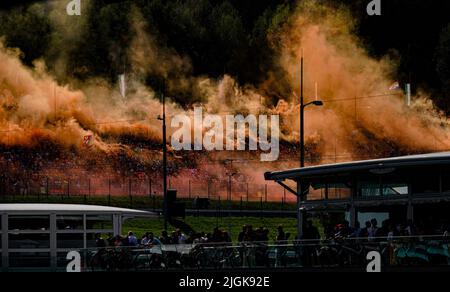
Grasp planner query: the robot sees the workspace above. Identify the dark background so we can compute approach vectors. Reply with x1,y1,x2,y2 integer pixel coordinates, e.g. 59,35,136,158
0,0,449,111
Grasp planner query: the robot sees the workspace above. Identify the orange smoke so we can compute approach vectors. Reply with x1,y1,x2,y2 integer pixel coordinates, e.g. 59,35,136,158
0,1,449,186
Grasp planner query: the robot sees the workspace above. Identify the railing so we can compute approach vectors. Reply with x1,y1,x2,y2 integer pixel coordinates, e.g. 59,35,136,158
0,177,294,205
3,236,450,272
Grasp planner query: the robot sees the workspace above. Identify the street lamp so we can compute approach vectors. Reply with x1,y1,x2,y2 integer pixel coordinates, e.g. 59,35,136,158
297,52,324,239
300,100,324,168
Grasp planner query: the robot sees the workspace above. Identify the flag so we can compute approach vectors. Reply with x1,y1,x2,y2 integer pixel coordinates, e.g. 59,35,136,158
119,74,126,98
83,135,93,147
389,82,401,91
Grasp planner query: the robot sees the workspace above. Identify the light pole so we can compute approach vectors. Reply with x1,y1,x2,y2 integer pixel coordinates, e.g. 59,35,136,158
298,52,324,239
158,91,168,231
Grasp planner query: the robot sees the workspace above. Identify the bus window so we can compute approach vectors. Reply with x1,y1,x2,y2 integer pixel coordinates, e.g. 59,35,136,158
8,215,50,231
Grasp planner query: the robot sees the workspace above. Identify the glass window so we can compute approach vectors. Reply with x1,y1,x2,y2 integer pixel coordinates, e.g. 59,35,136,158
9,215,50,231
308,185,326,201
86,215,113,230
382,183,409,196
9,233,50,249
9,252,50,268
360,183,381,197
57,215,84,230
57,233,84,249
328,183,351,200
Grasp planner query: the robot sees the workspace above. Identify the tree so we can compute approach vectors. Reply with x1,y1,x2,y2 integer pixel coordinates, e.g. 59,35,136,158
0,5,52,65
435,24,450,110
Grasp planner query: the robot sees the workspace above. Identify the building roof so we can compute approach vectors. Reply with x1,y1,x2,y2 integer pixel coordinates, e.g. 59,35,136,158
265,152,450,182
0,204,158,217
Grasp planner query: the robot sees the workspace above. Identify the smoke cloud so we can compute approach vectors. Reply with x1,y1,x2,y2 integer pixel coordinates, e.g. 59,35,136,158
0,0,449,189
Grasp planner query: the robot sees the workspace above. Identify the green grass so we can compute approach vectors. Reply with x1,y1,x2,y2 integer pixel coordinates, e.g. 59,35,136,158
122,216,323,243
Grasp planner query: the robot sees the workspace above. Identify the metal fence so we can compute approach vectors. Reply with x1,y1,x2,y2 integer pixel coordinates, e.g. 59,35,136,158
0,176,294,204
4,236,450,272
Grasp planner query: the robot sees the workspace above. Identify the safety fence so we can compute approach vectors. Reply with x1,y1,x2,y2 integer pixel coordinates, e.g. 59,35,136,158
4,237,450,272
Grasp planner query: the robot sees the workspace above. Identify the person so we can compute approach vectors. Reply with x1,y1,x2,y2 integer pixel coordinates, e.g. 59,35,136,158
223,231,232,245
177,229,187,244
405,219,415,236
368,219,378,239
276,226,286,243
114,235,123,247
128,231,138,246
303,220,321,241
244,225,255,242
141,233,149,246
360,221,371,238
350,221,362,238
148,232,162,246
159,230,171,244
171,231,179,244
95,235,107,248
387,223,399,242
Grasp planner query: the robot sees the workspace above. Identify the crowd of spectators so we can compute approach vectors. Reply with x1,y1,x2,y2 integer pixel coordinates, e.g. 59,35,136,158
96,227,236,249
324,218,450,242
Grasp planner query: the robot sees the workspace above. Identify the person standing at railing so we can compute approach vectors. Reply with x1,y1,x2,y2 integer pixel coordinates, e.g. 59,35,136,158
368,219,379,241
128,231,138,246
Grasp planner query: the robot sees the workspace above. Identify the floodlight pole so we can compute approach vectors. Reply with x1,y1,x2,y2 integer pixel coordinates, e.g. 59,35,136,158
298,52,305,240
162,91,168,231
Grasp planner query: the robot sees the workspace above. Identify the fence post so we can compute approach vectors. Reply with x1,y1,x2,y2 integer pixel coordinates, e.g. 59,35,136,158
108,179,111,206
247,183,250,203
46,177,49,198
129,178,132,208
260,196,263,218
265,184,268,203
60,179,64,201
189,180,191,199
149,178,152,199
67,179,70,198
207,180,211,199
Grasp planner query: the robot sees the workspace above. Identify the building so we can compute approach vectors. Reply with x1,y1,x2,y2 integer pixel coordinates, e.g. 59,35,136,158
0,204,157,271
265,152,450,233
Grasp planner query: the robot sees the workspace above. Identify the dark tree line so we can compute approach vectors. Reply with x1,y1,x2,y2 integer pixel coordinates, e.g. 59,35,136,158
0,0,449,111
